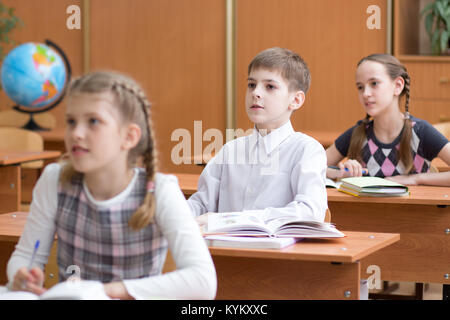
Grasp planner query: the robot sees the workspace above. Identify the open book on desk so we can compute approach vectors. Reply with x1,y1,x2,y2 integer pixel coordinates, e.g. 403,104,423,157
326,178,342,189
204,210,345,239
0,280,111,300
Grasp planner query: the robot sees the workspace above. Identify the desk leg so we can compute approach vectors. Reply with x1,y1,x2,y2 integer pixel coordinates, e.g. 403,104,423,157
212,256,360,300
444,285,450,300
0,165,21,214
0,241,16,285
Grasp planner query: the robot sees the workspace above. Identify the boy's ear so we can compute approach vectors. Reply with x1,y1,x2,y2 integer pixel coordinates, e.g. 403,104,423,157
122,123,142,150
394,76,405,96
289,90,305,111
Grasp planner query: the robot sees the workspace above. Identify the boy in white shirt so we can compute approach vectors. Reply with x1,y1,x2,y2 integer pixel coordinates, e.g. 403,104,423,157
188,47,327,223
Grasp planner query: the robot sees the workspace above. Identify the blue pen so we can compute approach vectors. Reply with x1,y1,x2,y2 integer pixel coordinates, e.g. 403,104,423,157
28,240,40,269
328,165,368,175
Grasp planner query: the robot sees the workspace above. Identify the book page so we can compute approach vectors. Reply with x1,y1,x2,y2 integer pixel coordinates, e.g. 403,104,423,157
0,291,40,300
40,280,111,300
207,211,272,235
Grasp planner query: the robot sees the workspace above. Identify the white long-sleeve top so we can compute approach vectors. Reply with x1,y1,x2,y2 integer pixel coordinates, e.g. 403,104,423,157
7,163,217,300
188,121,328,221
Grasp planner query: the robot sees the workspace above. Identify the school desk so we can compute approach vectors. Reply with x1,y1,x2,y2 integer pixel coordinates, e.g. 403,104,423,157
0,151,61,214
327,186,450,299
209,231,399,300
0,211,58,287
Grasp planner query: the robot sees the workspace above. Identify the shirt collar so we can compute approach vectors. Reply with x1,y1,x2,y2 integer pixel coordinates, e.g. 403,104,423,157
250,121,295,155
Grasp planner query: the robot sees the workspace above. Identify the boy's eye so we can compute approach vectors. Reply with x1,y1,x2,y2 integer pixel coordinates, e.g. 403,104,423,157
89,118,99,125
247,83,256,89
371,81,378,86
66,118,75,126
266,84,276,90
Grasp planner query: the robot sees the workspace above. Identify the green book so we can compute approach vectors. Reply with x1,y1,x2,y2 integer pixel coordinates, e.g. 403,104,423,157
338,177,409,197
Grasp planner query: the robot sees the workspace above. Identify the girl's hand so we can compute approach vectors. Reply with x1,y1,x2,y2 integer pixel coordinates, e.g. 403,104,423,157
327,159,367,179
12,267,46,295
104,281,134,300
339,159,366,177
385,174,419,186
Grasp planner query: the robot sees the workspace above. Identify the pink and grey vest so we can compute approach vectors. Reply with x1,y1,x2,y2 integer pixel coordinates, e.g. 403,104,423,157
55,169,167,282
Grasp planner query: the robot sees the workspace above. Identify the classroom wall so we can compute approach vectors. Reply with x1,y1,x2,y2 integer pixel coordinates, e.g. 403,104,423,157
0,0,387,173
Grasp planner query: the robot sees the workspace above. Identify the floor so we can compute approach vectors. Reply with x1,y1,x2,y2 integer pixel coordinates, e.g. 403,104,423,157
370,282,443,300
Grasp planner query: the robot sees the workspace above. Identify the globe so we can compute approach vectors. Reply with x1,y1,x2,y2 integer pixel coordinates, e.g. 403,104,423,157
0,40,71,130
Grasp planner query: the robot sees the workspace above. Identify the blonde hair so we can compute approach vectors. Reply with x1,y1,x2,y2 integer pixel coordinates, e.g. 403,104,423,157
348,54,414,174
61,71,157,230
248,47,311,93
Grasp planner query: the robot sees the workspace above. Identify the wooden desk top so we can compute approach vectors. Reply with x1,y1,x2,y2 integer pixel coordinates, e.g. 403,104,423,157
0,212,399,264
0,211,28,241
0,150,61,165
209,231,399,264
327,185,450,206
172,173,450,205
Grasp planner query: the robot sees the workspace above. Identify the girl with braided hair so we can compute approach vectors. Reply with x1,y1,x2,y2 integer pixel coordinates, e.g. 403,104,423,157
326,54,450,186
6,71,216,299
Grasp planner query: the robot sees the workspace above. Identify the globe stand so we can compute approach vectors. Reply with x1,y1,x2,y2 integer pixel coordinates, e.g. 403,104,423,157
17,110,49,131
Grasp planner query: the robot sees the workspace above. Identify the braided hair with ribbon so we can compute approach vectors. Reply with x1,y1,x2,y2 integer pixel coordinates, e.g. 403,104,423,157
62,71,157,230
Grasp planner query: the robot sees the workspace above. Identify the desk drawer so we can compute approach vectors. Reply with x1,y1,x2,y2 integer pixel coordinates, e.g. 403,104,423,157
405,62,450,100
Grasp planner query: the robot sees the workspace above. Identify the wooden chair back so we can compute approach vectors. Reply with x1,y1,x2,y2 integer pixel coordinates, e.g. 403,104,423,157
0,127,44,169
0,110,56,130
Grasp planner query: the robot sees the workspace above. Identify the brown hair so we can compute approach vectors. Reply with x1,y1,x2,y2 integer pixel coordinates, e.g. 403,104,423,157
347,54,414,174
61,71,157,230
248,47,311,93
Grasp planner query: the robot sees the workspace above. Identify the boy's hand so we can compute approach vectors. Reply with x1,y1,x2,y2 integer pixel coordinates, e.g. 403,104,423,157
12,267,46,295
196,212,219,234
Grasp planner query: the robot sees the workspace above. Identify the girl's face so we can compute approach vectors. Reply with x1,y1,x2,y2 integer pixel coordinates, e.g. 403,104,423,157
64,92,130,175
355,60,404,118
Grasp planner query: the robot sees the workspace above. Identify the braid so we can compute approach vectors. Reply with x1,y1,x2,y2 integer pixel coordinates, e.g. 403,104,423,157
112,80,157,230
347,114,370,162
399,71,414,173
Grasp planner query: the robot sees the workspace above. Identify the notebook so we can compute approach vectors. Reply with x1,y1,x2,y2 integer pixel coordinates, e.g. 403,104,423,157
338,176,409,197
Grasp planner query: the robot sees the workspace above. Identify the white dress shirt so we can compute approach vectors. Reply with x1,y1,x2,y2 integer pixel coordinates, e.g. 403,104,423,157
188,121,328,222
7,163,217,300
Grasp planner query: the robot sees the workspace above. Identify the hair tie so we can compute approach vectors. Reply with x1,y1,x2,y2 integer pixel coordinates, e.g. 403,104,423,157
147,181,155,193
404,112,410,120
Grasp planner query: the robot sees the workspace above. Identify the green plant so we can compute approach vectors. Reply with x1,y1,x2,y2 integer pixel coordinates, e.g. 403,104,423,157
0,2,23,60
422,0,450,55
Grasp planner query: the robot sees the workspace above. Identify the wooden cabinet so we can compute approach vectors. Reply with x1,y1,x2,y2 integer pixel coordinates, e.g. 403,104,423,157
394,0,450,124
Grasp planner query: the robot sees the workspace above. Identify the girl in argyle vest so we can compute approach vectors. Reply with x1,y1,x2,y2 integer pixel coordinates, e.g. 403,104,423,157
326,54,450,186
7,71,216,299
